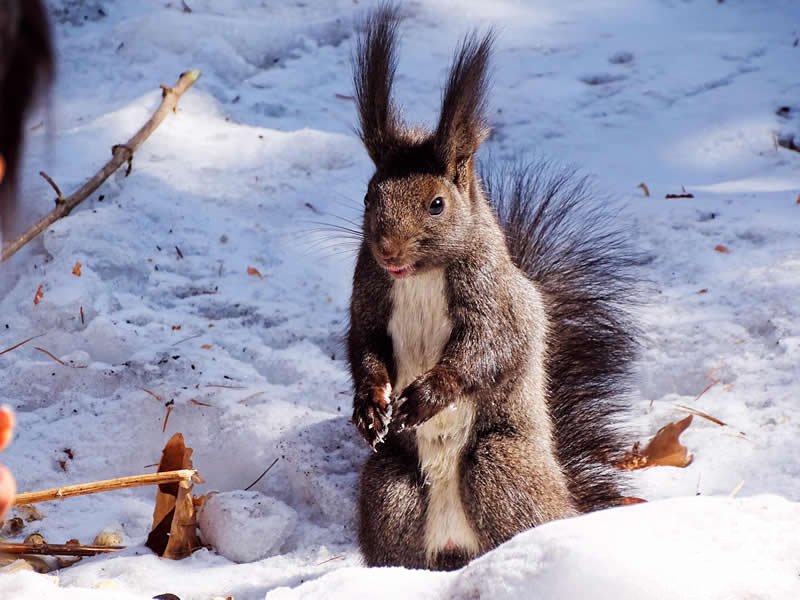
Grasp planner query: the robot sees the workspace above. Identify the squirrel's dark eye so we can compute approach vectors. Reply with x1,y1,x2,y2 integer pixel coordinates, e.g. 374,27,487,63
429,196,445,216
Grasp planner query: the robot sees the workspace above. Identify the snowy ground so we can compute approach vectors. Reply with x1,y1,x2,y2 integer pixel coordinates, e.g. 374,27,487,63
1,0,799,598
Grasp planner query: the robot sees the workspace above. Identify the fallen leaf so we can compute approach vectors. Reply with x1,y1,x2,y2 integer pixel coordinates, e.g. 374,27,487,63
247,267,263,279
697,288,708,294
796,194,800,205
145,433,201,559
200,344,212,350
616,415,694,470
171,325,182,331
71,262,82,276
33,285,44,306
714,244,730,254
637,182,650,197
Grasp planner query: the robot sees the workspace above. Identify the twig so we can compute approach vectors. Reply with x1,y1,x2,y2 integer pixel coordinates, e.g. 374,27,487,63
205,384,246,389
38,171,64,201
693,379,719,401
244,458,279,491
142,388,162,402
316,554,346,566
33,346,86,368
729,480,745,498
673,403,747,438
1,69,201,262
171,333,203,346
33,346,66,365
0,334,44,357
0,542,124,557
14,469,197,505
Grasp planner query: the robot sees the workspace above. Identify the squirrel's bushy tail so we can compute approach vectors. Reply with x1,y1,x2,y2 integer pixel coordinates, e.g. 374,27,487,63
483,161,641,511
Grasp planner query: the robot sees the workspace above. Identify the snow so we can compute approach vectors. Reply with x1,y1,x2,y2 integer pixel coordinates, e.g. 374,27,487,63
1,0,799,598
198,491,298,564
267,496,800,600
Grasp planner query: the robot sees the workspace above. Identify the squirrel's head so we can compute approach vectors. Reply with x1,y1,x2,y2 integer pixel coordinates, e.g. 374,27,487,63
353,5,493,279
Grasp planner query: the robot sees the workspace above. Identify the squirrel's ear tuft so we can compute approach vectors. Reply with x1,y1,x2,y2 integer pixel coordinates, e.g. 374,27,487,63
434,31,494,181
353,3,403,167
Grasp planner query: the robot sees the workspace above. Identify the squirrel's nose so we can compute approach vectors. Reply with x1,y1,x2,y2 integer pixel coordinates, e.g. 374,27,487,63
377,238,404,263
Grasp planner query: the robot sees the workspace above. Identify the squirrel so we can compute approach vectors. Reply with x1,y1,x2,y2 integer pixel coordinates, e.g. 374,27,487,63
347,5,640,572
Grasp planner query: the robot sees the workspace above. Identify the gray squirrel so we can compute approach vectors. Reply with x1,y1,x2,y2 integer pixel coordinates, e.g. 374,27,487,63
347,5,640,571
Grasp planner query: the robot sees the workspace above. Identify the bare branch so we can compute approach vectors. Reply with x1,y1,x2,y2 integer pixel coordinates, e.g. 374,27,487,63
0,542,124,557
14,469,198,505
2,69,201,262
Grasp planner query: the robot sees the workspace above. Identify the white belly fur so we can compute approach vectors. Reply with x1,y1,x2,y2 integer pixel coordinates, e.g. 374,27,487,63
388,269,480,563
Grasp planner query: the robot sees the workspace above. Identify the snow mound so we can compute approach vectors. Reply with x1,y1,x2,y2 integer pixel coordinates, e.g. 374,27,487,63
198,490,298,563
268,496,800,600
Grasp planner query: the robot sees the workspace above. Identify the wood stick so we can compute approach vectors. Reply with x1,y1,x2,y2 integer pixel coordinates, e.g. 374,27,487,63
14,469,197,505
1,69,201,262
0,542,124,557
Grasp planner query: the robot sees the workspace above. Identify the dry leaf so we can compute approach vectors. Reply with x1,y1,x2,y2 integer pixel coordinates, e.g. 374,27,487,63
71,262,82,277
247,267,263,279
637,182,650,197
616,415,694,470
714,244,730,254
697,288,708,294
200,344,212,350
33,285,44,306
145,433,201,559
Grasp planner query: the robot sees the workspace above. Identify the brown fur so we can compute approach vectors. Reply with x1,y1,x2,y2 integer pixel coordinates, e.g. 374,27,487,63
0,0,53,240
348,5,640,571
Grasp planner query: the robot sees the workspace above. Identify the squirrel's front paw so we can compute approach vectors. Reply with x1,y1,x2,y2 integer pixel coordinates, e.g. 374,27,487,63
352,383,393,449
392,376,445,432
